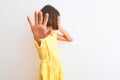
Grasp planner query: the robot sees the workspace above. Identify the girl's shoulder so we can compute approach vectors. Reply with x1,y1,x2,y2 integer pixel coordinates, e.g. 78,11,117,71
51,31,57,37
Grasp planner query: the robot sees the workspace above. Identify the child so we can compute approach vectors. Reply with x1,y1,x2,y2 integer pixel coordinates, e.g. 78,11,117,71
27,5,73,80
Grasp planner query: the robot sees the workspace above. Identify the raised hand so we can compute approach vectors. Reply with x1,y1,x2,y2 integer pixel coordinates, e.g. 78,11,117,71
27,11,52,41
57,16,73,42
57,16,61,29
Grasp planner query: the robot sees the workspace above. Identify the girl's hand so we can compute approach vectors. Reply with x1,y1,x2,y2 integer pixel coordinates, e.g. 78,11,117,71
57,16,73,42
57,16,61,29
27,11,52,41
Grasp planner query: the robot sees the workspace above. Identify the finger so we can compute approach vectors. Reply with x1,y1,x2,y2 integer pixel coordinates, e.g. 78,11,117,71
34,11,38,25
27,16,33,27
43,13,49,26
38,11,43,24
57,16,61,24
27,16,34,32
57,16,60,21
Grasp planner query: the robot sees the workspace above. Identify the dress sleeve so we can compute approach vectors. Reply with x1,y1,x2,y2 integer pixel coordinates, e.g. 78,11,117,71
34,40,42,48
52,31,57,39
34,39,46,59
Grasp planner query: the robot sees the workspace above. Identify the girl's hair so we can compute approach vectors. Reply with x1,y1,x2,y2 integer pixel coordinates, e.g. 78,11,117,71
41,5,60,30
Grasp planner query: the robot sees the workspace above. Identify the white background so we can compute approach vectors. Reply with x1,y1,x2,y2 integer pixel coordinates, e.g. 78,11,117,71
0,0,120,80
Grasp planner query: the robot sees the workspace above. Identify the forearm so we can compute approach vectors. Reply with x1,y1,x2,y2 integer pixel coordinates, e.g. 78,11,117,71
34,36,41,46
59,26,73,42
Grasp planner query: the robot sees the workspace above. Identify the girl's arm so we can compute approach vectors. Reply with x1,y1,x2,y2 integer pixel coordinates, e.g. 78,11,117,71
57,16,73,42
27,11,52,46
57,26,73,42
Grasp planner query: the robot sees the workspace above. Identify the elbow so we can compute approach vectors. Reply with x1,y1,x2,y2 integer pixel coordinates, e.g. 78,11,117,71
68,38,74,42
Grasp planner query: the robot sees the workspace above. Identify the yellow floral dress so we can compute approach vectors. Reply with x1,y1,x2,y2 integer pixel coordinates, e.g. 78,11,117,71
34,31,63,80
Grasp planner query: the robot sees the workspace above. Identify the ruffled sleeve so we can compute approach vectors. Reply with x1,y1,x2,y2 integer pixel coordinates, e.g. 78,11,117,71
34,39,47,59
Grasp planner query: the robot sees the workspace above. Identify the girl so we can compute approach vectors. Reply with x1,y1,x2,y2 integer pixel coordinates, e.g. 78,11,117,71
27,5,73,80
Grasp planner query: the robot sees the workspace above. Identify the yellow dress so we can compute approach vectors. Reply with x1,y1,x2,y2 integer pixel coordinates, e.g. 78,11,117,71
34,31,63,80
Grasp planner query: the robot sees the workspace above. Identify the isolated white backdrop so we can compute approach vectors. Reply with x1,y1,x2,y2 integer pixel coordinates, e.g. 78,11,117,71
0,0,120,80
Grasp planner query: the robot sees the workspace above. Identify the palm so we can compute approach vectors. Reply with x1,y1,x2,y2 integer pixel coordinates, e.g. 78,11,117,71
27,11,51,40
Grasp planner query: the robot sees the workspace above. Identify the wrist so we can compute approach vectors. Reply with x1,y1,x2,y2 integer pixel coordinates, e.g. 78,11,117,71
34,37,41,46
34,36,41,41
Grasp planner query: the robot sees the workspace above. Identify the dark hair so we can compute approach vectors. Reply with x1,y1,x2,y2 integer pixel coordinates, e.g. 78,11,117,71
41,5,60,30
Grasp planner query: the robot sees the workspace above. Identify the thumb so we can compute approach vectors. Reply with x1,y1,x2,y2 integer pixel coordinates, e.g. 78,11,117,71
44,30,52,37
